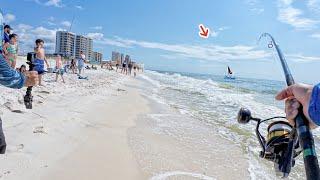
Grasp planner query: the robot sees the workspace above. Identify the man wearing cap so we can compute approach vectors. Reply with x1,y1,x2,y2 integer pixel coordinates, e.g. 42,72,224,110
3,25,11,44
1,25,11,57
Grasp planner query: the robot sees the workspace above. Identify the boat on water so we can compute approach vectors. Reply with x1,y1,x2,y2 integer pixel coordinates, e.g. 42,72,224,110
224,66,236,80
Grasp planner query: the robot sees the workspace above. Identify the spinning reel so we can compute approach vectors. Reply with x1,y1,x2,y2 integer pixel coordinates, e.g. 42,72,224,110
236,33,320,179
237,108,301,177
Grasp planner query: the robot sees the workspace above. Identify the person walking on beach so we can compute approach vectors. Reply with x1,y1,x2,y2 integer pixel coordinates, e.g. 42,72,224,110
55,55,65,83
77,51,86,75
3,34,18,68
34,39,49,86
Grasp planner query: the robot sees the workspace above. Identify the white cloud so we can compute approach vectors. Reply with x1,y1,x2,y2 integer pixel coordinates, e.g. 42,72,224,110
250,8,265,14
277,0,318,30
14,23,66,54
48,16,55,21
46,16,56,26
210,29,219,37
245,0,259,6
218,26,230,31
310,33,320,39
75,5,84,10
308,0,320,12
245,0,265,14
93,35,320,63
287,54,320,62
47,21,56,26
45,0,64,7
95,36,271,62
4,13,16,23
61,21,71,27
87,33,104,40
90,26,103,30
209,26,230,37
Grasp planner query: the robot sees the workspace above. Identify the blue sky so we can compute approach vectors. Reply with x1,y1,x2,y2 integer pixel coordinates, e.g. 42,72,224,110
1,0,320,83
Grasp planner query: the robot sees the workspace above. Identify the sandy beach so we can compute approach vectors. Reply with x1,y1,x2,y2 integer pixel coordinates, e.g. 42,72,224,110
0,56,252,180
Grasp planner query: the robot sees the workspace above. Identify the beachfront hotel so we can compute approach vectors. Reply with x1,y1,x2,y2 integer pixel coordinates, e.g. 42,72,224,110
120,53,124,64
75,35,93,61
55,31,94,61
93,51,103,63
55,31,76,57
112,51,121,64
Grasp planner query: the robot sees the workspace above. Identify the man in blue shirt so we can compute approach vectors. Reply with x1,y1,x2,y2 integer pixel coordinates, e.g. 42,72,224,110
0,54,38,153
3,25,11,44
276,83,319,129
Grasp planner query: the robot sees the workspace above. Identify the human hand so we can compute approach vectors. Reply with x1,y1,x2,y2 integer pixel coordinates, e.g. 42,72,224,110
275,83,317,129
24,71,38,87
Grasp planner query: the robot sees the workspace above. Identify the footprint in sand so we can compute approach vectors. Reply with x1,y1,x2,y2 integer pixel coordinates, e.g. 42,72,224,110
17,144,24,151
117,88,126,92
33,126,47,134
3,102,24,114
36,90,50,94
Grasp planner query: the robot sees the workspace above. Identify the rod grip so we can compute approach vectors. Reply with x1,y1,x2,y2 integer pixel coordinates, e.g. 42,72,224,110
295,109,320,180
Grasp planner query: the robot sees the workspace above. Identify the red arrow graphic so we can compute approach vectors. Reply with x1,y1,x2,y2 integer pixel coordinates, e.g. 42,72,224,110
199,24,210,38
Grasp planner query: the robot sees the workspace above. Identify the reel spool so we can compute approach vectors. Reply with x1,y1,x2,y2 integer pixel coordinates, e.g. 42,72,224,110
266,121,292,146
237,108,300,177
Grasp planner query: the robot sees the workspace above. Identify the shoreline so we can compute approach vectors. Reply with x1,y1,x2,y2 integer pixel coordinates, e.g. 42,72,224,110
127,77,250,179
0,67,251,180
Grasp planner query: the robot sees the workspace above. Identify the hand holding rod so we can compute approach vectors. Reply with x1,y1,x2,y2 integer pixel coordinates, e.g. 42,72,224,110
259,33,320,180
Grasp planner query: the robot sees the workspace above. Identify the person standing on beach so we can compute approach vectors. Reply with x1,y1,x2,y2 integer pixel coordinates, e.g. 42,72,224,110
3,34,18,68
0,53,38,154
70,58,76,74
3,25,11,43
77,51,86,75
128,62,133,76
133,65,137,77
121,62,126,74
1,25,12,58
123,55,130,75
55,55,65,83
34,39,50,86
116,63,119,72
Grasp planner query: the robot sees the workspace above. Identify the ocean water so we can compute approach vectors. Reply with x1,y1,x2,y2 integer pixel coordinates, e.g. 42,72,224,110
138,70,320,180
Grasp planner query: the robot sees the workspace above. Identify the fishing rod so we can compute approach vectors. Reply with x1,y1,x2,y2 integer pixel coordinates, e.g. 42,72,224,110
261,33,320,179
237,33,320,179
